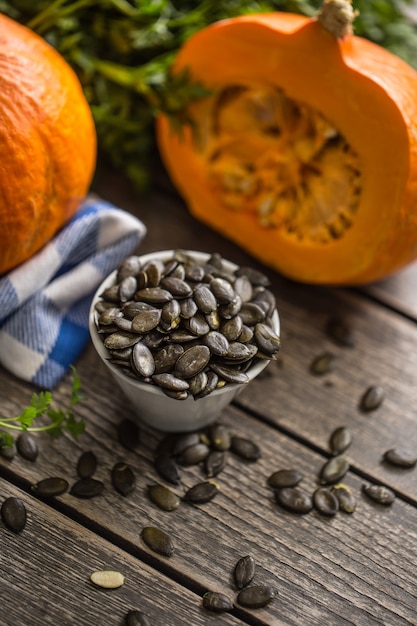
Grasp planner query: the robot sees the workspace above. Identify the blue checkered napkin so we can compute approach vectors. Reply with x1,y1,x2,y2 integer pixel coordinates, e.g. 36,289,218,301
0,196,146,389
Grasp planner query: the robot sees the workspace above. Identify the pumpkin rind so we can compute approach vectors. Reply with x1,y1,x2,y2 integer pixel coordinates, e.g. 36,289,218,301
157,13,417,285
0,14,97,274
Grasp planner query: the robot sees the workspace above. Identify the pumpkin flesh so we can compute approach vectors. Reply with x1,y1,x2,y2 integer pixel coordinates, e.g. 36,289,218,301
0,15,96,274
157,14,417,285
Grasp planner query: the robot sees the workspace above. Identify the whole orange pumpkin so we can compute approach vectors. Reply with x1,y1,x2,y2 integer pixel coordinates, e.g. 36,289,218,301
0,14,97,275
157,1,417,285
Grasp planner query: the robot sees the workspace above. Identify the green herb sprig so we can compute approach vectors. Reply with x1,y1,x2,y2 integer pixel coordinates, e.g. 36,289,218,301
0,366,86,451
1,1,417,191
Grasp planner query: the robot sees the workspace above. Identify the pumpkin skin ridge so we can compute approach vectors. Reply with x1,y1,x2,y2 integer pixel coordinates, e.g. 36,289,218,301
157,13,417,285
0,14,97,275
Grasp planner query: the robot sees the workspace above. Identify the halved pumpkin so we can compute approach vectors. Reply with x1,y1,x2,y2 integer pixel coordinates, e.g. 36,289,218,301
157,2,417,285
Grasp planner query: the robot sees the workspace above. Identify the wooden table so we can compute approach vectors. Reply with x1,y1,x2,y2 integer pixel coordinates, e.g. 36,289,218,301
1,165,417,626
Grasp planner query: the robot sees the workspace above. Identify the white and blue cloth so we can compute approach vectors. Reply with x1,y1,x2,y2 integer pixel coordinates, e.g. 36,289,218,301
0,196,146,389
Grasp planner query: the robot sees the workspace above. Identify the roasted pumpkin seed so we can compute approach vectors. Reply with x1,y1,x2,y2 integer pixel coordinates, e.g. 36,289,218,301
362,483,395,505
112,462,136,496
141,526,174,557
310,352,334,375
319,455,349,484
359,385,385,412
234,555,256,589
329,426,352,455
325,317,355,347
230,436,261,461
205,450,227,478
70,478,104,499
267,469,303,489
237,585,276,608
154,454,181,485
275,487,313,514
77,450,98,478
382,448,417,468
183,480,219,504
202,591,233,613
32,477,69,498
1,497,27,533
16,431,38,462
313,487,339,516
147,484,181,511
331,484,357,513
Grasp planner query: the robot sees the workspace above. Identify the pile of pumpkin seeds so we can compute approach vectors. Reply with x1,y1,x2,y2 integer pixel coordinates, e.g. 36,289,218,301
93,250,280,399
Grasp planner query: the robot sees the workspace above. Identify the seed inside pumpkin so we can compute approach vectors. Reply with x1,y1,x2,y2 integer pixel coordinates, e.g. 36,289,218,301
198,84,362,243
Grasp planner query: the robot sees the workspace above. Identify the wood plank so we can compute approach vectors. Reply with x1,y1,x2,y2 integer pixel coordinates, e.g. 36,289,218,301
0,482,243,626
1,357,416,626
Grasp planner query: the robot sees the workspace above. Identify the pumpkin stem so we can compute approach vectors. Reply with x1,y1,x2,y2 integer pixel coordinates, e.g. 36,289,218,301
317,0,358,39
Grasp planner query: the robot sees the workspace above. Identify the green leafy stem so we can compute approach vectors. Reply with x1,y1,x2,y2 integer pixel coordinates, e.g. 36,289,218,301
0,366,86,450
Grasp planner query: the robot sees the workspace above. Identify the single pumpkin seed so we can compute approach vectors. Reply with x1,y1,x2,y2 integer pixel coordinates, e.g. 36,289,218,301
313,487,339,516
230,436,261,461
131,309,162,334
210,277,236,303
154,454,181,485
237,585,276,609
170,432,200,456
209,423,231,451
329,426,352,455
174,345,211,378
331,484,357,513
267,469,303,489
112,462,136,496
144,259,164,287
183,481,219,504
141,526,174,557
135,287,173,304
32,477,69,497
203,331,230,356
202,591,233,613
160,276,193,298
319,456,349,484
152,373,189,391
236,266,270,287
1,497,27,533
125,610,152,626
119,275,137,302
210,364,249,385
177,442,210,466
77,450,98,478
70,478,104,499
360,385,385,412
104,331,140,350
234,555,256,589
16,431,38,462
131,342,155,378
148,484,181,511
310,352,334,375
90,570,125,589
193,284,218,313
275,487,313,514
205,450,227,478
382,448,417,468
362,483,395,505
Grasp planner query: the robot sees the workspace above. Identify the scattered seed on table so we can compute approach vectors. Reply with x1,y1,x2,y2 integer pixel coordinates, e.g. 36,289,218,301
331,484,357,513
205,450,227,478
176,442,210,466
31,477,69,498
359,385,385,412
202,591,233,613
90,570,125,589
267,469,303,489
319,456,349,485
382,448,417,469
154,454,181,485
112,462,136,496
310,352,334,375
117,418,140,450
236,585,277,609
141,526,174,557
16,432,38,461
313,487,339,516
362,483,395,506
209,423,231,451
147,484,181,511
275,487,313,514
183,481,219,504
329,426,352,456
125,610,152,626
325,318,355,347
230,436,261,462
70,478,105,499
77,450,98,478
234,555,256,589
1,497,27,533
170,432,200,457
